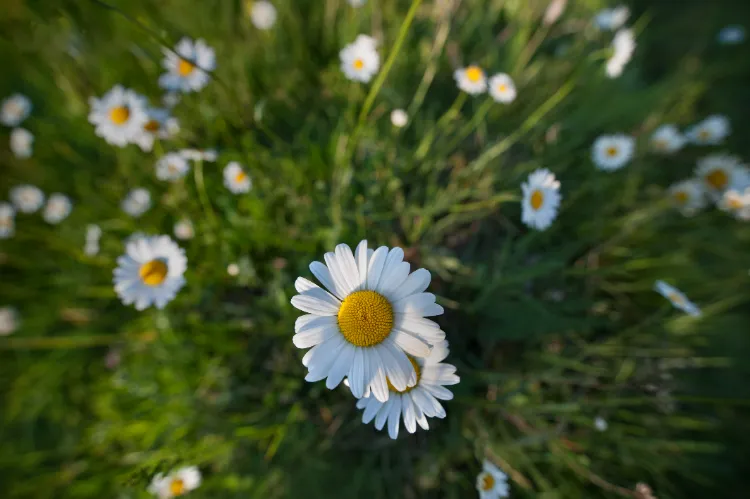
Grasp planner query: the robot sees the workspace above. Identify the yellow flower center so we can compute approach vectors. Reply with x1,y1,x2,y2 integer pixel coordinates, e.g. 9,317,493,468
666,292,685,307
234,171,247,183
497,83,508,93
466,66,482,83
109,106,130,125
654,139,668,150
169,478,186,496
144,119,160,132
698,129,710,140
606,146,618,157
728,197,743,209
337,290,393,347
139,259,168,286
386,356,421,394
673,191,689,205
178,59,195,76
530,190,544,210
353,58,365,70
480,472,495,491
705,169,728,190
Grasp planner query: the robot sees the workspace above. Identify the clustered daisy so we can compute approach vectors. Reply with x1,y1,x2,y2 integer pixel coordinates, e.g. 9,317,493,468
591,134,635,171
606,28,636,78
10,128,34,158
0,306,20,336
159,37,216,93
685,115,730,145
476,460,510,498
454,65,488,95
593,5,629,31
43,193,73,224
521,168,562,231
89,85,149,147
2,93,34,158
250,1,277,30
156,152,190,181
121,188,152,218
148,466,201,498
340,35,380,83
223,162,252,193
654,280,701,317
0,202,15,239
650,124,685,154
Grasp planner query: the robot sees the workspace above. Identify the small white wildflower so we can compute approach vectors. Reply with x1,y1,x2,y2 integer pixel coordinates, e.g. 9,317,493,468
10,128,34,158
390,109,408,128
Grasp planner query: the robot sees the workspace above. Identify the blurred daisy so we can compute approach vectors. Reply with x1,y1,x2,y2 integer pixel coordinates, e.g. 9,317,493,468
159,37,216,93
340,35,380,83
114,234,187,311
251,1,277,30
718,187,750,220
121,188,152,218
10,184,44,213
85,224,102,256
156,153,190,181
667,179,706,216
650,125,685,154
0,306,19,336
594,5,629,30
685,115,730,145
521,168,561,231
488,73,517,103
1,94,31,127
594,416,608,431
543,0,567,26
635,483,657,499
592,134,635,171
606,28,636,78
390,109,408,128
354,340,459,439
695,154,749,197
0,202,15,239
223,162,252,193
291,240,445,402
476,460,510,499
134,108,180,152
227,262,240,276
454,65,487,95
348,0,366,6
162,92,181,108
718,25,745,45
654,280,701,317
43,193,72,224
180,148,217,162
174,219,195,240
10,128,33,158
148,466,201,499
88,85,149,147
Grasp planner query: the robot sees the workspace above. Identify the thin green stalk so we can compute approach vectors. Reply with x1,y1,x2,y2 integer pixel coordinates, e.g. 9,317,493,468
194,159,218,228
414,92,467,161
439,97,496,154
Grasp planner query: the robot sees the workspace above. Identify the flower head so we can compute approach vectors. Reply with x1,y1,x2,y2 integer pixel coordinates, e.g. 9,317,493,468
88,85,149,147
0,306,19,336
594,416,608,431
174,219,195,240
0,202,15,239
159,38,216,93
606,28,636,78
1,94,31,127
488,73,517,103
10,128,34,158
43,193,73,224
121,188,152,218
148,466,201,498
667,179,706,216
476,460,509,498
340,35,380,83
717,187,750,220
695,154,749,197
223,162,252,193
521,168,561,231
250,1,277,30
156,153,190,181
686,115,730,145
654,280,701,317
718,25,745,45
134,108,180,152
591,134,635,171
10,184,45,214
454,65,487,95
390,109,408,128
594,5,629,31
650,125,685,154
85,224,102,256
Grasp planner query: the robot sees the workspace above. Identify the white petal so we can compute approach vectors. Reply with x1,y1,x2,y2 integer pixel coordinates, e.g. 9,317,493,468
366,246,388,290
379,341,411,391
375,397,392,430
423,382,454,401
374,247,405,295
393,315,446,343
324,251,355,297
394,292,444,317
389,268,431,302
295,314,337,334
326,343,355,389
305,336,344,377
294,276,317,292
348,347,366,398
354,240,368,290
310,261,345,300
378,262,411,300
392,329,431,358
292,321,337,348
401,394,417,434
368,348,390,402
362,396,382,424
415,406,430,430
387,396,402,439
290,288,341,315
335,244,360,293
411,387,438,418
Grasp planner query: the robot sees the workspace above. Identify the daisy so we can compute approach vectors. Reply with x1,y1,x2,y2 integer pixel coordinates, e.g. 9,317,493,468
348,0,367,6
0,94,31,127
476,460,510,499
594,416,608,431
354,340,459,439
454,65,487,95
10,128,33,158
606,28,636,78
543,0,567,26
134,108,180,152
695,154,749,197
10,184,44,213
340,35,380,83
291,240,446,402
685,115,730,145
654,280,701,317
718,25,745,45
159,37,216,93
0,202,15,239
88,85,149,147
180,148,217,162
148,466,201,498
591,134,635,171
390,109,408,128
162,92,181,108
174,219,195,240
227,262,240,276
594,5,629,31
250,1,277,30
521,168,561,231
718,187,750,220
650,124,685,154
43,193,73,224
85,224,102,256
0,306,19,336
156,153,190,181
223,162,252,193
113,234,187,310
667,179,706,216
488,73,517,103
121,188,152,218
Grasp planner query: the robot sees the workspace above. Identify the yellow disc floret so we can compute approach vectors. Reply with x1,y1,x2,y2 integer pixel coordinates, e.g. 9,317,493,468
139,259,168,286
530,190,544,210
337,290,393,347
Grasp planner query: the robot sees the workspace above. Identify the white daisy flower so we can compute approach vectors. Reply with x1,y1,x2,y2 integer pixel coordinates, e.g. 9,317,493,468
156,153,190,181
718,187,750,220
718,25,745,45
43,193,73,224
594,416,608,432
521,168,561,231
354,339,459,439
148,466,201,499
695,154,749,197
121,188,152,218
10,128,33,158
454,65,487,95
488,73,516,103
88,85,149,147
650,125,686,154
174,219,194,240
113,234,187,311
223,162,252,193
291,240,446,402
227,262,240,276
180,148,217,162
162,92,181,108
85,224,102,256
542,0,567,26
340,35,380,83
251,1,277,30
10,184,45,213
685,115,730,145
159,37,216,93
0,306,19,336
594,5,629,31
133,108,180,152
348,0,367,6
591,134,635,171
667,179,706,216
1,94,31,127
476,460,510,499
606,28,636,78
0,202,15,239
390,109,408,128
654,280,701,317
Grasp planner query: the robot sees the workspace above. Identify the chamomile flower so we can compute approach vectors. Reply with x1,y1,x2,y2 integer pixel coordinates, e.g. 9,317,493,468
113,234,187,311
250,1,277,30
348,0,367,6
685,115,730,145
43,193,73,224
594,5,629,30
88,85,149,147
85,224,102,256
654,280,701,317
592,134,635,171
159,37,216,93
521,168,562,231
340,35,380,83
121,188,152,218
0,202,15,239
390,109,408,128
594,416,608,432
718,187,750,220
695,154,749,197
156,153,190,181
10,128,33,158
354,340,459,439
1,94,31,127
606,28,636,78
718,25,745,45
650,125,686,154
667,179,706,216
148,466,201,499
223,162,252,193
291,240,446,402
0,306,19,336
10,184,44,213
476,460,510,499
454,65,487,95
133,108,180,152
174,219,195,240
488,73,517,103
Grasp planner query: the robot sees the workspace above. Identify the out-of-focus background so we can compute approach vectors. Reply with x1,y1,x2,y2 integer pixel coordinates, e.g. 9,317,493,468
1,0,749,497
